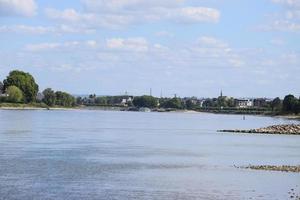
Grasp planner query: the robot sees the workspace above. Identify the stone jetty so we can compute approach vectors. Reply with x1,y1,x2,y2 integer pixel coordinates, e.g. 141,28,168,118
218,124,300,135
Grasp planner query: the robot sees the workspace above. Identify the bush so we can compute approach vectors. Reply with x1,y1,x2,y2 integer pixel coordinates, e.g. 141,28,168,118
6,86,23,103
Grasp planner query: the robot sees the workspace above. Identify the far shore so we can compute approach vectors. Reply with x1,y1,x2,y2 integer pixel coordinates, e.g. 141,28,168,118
0,104,299,119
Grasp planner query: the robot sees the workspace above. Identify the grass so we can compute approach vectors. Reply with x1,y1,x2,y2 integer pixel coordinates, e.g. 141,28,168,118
0,102,49,108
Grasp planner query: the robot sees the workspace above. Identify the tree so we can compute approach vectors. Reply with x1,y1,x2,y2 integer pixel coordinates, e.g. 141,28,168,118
203,98,218,107
3,70,39,103
0,81,3,94
185,99,195,110
6,86,23,103
160,98,182,109
271,97,282,111
42,88,56,106
296,98,300,114
95,96,108,105
132,95,158,108
282,94,298,114
217,96,227,107
55,91,75,107
76,97,83,105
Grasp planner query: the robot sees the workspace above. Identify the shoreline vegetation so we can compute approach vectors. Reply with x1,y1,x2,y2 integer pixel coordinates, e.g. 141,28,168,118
0,70,299,120
0,102,298,114
219,124,300,135
0,102,300,119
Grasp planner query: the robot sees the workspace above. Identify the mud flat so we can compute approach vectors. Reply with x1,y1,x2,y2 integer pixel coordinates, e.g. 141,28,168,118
219,124,300,135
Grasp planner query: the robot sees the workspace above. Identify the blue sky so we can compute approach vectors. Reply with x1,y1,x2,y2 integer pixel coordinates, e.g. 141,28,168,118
0,0,299,98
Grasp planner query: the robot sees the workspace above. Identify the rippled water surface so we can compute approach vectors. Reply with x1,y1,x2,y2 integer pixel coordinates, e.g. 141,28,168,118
0,110,299,200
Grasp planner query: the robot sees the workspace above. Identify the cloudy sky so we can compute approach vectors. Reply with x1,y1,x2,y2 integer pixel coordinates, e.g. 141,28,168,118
0,0,299,98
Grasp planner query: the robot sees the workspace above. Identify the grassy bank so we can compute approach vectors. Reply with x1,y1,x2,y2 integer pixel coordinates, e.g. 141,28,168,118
0,102,48,109
0,102,79,110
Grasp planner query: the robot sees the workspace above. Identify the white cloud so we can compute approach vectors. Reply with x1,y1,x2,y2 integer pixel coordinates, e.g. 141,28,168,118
155,31,174,37
86,40,97,48
262,20,300,32
0,24,95,34
271,0,300,7
26,43,61,51
0,25,54,34
25,40,98,51
106,37,148,52
45,1,220,29
45,8,133,29
177,7,220,23
0,0,37,17
45,8,93,22
262,0,300,32
197,36,228,48
82,0,185,12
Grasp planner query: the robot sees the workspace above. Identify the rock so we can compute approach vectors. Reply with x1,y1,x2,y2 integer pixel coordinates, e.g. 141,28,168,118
240,165,300,173
219,124,300,135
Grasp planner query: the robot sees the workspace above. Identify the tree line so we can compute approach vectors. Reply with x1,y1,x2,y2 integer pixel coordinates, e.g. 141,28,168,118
1,70,299,114
73,92,300,115
0,70,75,107
131,95,300,114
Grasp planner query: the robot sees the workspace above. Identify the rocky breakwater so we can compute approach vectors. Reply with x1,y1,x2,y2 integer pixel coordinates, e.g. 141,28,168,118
218,124,300,135
236,165,300,173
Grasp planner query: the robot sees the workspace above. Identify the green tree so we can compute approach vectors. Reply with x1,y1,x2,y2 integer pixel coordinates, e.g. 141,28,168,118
185,99,195,110
6,86,23,103
0,81,3,93
227,97,235,107
55,91,75,107
76,97,83,105
133,95,158,108
296,98,300,114
42,88,56,106
217,96,227,107
95,96,108,105
3,70,39,103
160,98,182,109
282,94,298,114
271,97,282,111
203,98,218,107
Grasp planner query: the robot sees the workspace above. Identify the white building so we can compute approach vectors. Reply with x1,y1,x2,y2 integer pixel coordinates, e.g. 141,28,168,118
235,99,253,108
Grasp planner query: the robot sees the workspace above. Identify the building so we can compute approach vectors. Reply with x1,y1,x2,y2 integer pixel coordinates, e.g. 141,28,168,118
120,96,133,106
235,98,253,108
182,97,205,107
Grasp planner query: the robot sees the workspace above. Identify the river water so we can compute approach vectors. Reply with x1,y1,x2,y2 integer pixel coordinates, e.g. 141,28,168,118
0,110,299,200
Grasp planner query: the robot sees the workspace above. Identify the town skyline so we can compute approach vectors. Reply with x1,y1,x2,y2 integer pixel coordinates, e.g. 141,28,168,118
0,0,299,97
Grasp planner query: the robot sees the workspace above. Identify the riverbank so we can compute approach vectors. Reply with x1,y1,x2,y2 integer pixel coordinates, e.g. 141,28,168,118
0,102,78,110
219,124,300,135
1,103,300,120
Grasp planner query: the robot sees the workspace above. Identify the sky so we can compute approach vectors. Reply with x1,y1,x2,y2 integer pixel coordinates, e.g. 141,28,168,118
0,0,299,98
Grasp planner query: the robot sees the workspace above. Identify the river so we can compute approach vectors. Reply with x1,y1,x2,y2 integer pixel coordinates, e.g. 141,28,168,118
0,110,299,199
